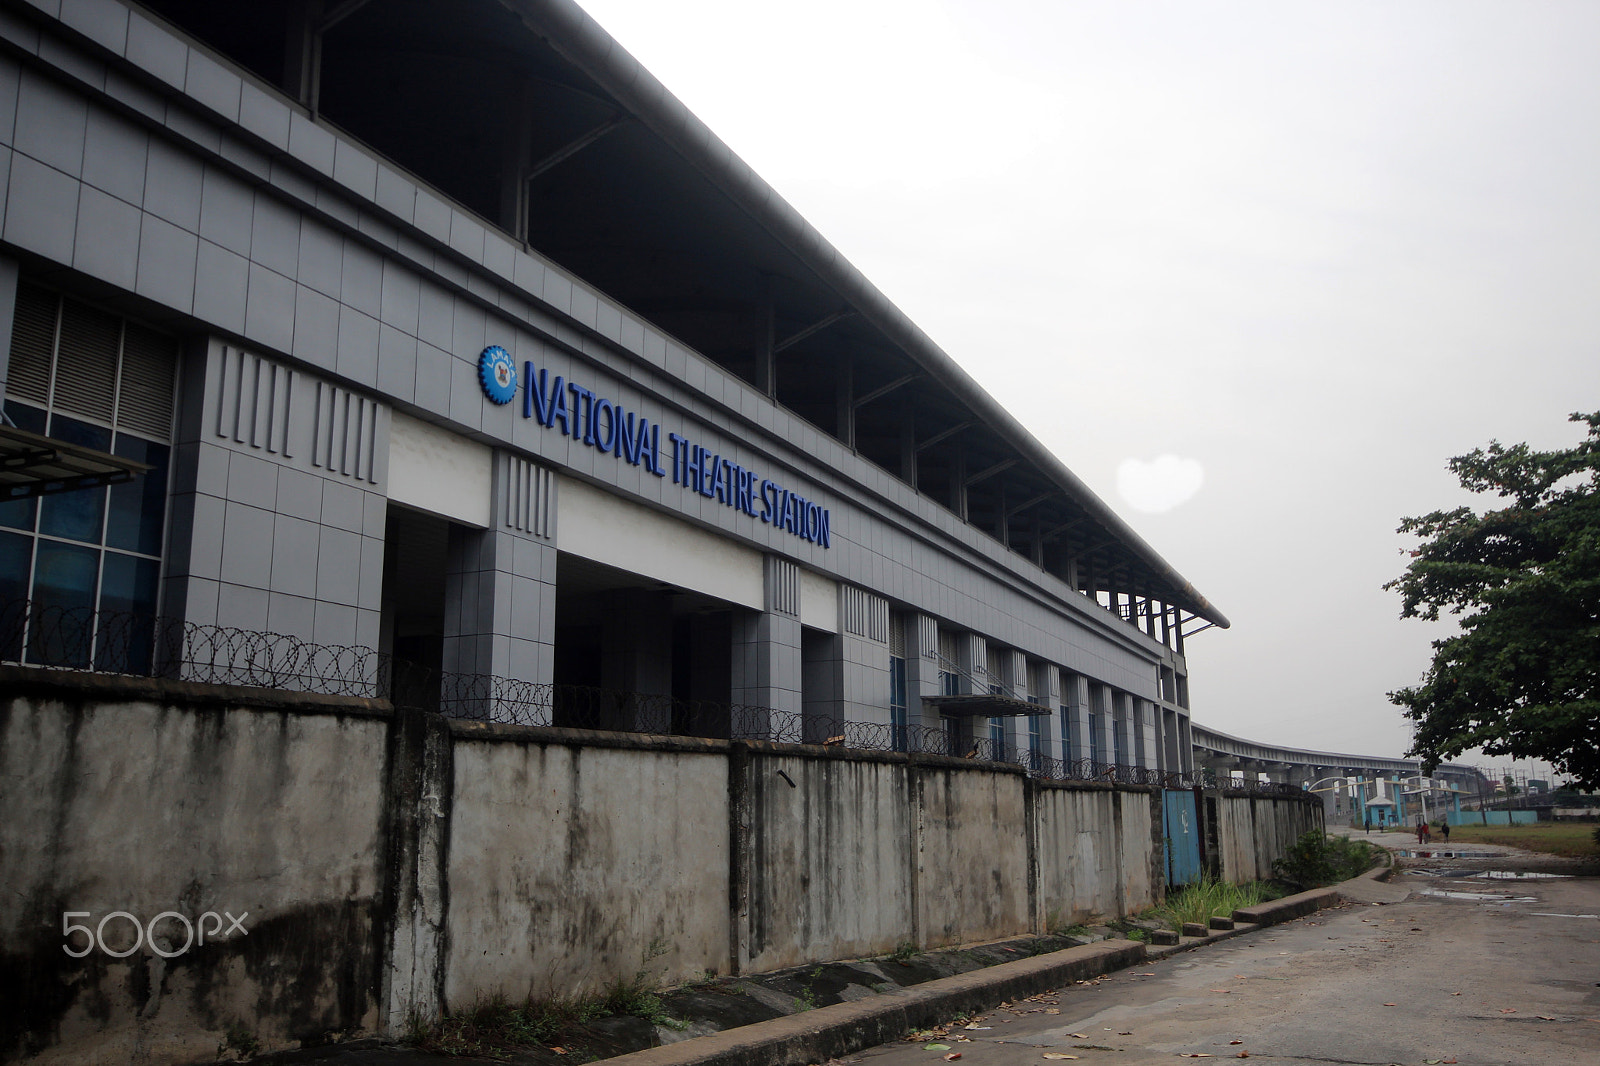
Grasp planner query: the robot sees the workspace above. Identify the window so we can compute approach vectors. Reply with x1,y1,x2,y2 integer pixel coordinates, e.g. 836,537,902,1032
2,283,178,670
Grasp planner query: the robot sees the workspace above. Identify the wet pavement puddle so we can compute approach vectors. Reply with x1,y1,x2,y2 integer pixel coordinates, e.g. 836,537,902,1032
1419,888,1538,902
1395,849,1507,858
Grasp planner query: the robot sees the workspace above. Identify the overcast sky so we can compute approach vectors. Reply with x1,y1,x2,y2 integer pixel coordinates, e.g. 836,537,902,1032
577,0,1600,769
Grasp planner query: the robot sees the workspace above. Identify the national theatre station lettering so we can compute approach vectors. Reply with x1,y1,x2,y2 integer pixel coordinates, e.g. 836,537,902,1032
502,350,831,549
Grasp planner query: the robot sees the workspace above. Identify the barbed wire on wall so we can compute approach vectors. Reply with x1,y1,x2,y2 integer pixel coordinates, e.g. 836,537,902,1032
1,599,1303,794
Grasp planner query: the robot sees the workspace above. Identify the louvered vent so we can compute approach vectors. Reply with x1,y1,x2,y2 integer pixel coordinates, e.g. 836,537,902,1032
7,282,56,407
888,613,905,658
117,324,177,438
54,298,119,423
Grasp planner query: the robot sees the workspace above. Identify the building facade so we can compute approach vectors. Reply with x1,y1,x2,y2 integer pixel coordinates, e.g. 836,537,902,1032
0,0,1226,775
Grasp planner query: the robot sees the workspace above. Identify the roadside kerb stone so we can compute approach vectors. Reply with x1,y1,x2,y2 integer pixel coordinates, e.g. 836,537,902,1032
598,940,1144,1066
1233,886,1340,926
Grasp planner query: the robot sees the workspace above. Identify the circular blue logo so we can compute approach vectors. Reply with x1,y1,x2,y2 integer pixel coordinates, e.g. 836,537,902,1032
479,345,517,405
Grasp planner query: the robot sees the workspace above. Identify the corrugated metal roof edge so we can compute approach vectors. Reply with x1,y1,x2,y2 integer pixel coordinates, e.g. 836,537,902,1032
506,0,1229,628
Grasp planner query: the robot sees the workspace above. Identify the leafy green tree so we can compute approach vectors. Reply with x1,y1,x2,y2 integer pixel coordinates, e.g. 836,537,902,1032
1387,411,1600,789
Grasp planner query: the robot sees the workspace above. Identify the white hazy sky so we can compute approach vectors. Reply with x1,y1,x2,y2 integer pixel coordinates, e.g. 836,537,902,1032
576,0,1600,765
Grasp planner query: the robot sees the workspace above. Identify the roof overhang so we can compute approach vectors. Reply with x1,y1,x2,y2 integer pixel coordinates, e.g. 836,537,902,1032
922,694,1050,718
501,0,1229,629
0,425,150,501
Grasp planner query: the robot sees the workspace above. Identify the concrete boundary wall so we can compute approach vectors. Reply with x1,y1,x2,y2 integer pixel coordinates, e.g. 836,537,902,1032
1208,793,1324,883
0,672,1321,1062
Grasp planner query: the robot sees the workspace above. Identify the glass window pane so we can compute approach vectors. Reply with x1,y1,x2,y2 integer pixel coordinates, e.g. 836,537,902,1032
39,485,106,543
0,495,36,532
46,412,112,451
98,552,160,674
107,436,169,555
39,416,111,544
29,540,98,667
3,399,47,434
0,530,31,661
1,402,46,532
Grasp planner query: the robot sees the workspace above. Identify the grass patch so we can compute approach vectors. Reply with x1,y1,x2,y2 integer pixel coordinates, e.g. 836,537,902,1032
1444,822,1600,859
1147,876,1280,931
408,992,598,1060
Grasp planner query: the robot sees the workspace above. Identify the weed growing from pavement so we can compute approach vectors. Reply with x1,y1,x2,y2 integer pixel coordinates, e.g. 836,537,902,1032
219,1024,260,1060
1148,875,1284,932
407,943,687,1059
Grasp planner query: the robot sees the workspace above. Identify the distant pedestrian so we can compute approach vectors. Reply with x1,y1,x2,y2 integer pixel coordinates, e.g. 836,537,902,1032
1364,816,1371,834
1440,821,1451,843
1416,818,1427,845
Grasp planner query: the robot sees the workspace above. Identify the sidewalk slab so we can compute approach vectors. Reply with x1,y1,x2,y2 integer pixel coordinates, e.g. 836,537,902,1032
1335,863,1411,905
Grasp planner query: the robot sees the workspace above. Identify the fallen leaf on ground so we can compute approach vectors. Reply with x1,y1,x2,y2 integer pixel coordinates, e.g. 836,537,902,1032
1183,1055,1213,1059
1117,1032,1132,1036
943,1054,962,1060
1229,1040,1243,1045
1132,972,1156,976
1236,1054,1249,1059
1537,1015,1556,1021
1044,1009,1060,1014
1451,992,1462,996
551,1049,566,1056
1382,1003,1397,1007
1067,1034,1087,1039
964,1025,991,1031
924,1045,951,1051
1041,1055,1078,1060
1208,989,1232,994
1499,1009,1518,1014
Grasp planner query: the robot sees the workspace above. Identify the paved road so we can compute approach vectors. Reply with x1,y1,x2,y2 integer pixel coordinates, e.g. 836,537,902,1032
849,854,1600,1066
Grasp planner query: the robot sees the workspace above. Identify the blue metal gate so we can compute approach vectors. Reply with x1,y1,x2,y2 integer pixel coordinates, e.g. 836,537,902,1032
1163,789,1203,886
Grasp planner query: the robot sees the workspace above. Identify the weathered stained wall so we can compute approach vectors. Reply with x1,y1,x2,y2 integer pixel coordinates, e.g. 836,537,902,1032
1115,788,1161,914
1033,785,1124,926
1,675,1325,1064
0,675,390,1065
915,764,1031,948
1211,793,1324,883
443,728,731,1001
742,751,913,972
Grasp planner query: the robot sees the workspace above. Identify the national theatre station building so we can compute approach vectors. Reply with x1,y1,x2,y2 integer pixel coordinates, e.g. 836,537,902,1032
0,0,1227,777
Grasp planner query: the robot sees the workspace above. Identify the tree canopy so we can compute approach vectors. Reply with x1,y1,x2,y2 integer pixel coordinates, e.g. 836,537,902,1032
1387,411,1600,789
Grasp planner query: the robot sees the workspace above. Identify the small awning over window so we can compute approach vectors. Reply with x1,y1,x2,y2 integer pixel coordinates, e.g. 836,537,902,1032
0,424,150,500
921,694,1050,717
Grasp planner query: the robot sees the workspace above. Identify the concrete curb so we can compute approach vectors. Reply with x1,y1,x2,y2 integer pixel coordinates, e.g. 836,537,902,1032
1232,885,1341,926
598,876,1354,1066
600,941,1144,1066
514,884,1365,1066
